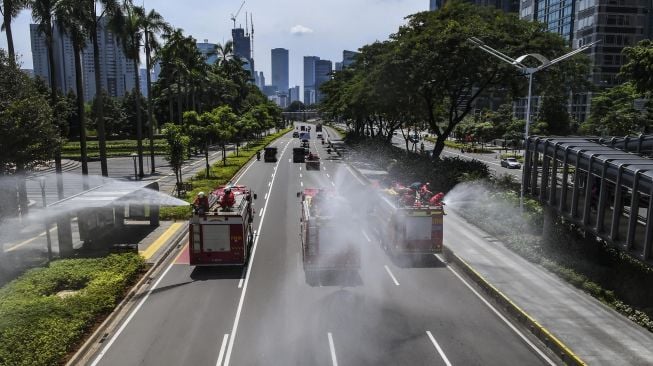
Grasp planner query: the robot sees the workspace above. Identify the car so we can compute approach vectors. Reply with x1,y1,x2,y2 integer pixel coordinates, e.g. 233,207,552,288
501,157,522,169
293,131,299,138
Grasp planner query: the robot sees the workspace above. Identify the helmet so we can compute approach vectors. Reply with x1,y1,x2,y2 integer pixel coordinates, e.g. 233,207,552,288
198,192,205,197
224,186,231,193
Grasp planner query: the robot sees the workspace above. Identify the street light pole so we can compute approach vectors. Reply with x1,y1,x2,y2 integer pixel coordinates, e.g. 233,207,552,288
131,153,138,181
467,37,599,210
38,177,53,263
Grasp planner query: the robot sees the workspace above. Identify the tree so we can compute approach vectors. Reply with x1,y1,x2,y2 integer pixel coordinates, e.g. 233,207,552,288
86,0,120,177
112,0,145,177
57,0,90,176
580,82,649,136
141,7,170,173
90,93,127,136
285,100,305,112
0,49,59,216
31,0,67,198
621,40,653,96
162,123,188,186
210,105,237,165
0,0,28,59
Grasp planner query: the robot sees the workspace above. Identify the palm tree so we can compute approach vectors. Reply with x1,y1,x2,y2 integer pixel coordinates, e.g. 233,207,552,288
141,8,169,173
0,0,27,60
88,0,119,177
31,0,65,199
112,0,145,177
56,0,89,176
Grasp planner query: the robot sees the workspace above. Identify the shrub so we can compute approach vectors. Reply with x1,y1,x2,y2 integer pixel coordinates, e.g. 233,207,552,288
0,254,145,366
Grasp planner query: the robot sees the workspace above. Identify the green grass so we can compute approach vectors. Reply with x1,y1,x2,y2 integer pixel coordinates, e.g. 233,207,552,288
62,139,168,158
159,128,293,220
0,253,145,366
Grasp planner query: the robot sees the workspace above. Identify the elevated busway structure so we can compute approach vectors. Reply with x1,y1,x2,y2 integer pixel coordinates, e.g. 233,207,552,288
523,136,653,262
47,181,164,256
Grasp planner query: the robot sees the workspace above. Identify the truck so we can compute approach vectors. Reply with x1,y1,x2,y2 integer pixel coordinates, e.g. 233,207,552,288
316,123,323,133
293,147,306,163
264,147,278,162
300,189,361,272
305,152,320,170
369,186,444,256
188,185,256,266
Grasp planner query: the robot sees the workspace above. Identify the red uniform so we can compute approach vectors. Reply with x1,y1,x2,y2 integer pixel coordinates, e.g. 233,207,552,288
193,196,210,212
221,191,236,208
429,192,445,206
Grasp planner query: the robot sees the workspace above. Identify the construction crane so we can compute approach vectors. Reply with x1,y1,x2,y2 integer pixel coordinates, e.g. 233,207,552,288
231,1,245,29
250,13,254,60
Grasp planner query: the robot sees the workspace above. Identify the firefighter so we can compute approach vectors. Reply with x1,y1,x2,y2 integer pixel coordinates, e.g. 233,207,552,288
193,192,210,214
420,183,434,203
429,192,445,206
220,187,236,210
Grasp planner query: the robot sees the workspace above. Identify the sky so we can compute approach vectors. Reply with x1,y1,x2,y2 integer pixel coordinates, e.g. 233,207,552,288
1,0,427,94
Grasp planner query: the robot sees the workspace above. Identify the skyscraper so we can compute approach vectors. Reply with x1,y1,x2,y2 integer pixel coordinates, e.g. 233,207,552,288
271,48,289,93
303,56,320,104
342,50,359,69
197,40,218,64
30,24,50,83
314,59,332,103
289,86,300,103
232,27,254,78
430,0,443,11
519,0,651,121
31,19,136,100
81,16,136,102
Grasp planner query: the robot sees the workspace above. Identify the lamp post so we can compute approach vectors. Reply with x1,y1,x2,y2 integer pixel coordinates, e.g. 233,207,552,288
131,153,138,181
467,37,599,210
38,177,53,263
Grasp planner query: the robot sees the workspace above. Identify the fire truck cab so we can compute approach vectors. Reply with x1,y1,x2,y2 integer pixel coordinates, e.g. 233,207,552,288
300,189,361,272
189,185,255,266
370,188,444,256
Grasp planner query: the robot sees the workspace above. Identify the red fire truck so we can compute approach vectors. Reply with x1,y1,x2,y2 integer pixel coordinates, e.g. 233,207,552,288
370,185,444,255
188,185,256,266
300,189,361,271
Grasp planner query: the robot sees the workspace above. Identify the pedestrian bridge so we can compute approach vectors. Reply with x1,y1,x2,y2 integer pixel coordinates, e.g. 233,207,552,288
523,135,653,263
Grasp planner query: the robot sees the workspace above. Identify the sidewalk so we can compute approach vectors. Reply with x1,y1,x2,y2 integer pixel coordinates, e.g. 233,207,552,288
341,138,653,365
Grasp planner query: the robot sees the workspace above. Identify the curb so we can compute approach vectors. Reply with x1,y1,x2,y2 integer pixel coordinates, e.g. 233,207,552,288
66,222,187,366
442,246,585,366
344,154,585,366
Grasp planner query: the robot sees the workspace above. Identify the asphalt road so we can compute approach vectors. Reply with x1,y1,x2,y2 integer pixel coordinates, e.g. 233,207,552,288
90,127,553,366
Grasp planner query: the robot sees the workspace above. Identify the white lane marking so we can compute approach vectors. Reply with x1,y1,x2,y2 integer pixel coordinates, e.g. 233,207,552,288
299,167,302,171
237,277,244,288
234,160,256,185
345,165,366,186
259,210,263,217
435,254,556,365
331,181,335,187
223,139,291,366
91,260,176,366
264,193,268,200
426,331,452,366
328,332,338,366
268,181,271,187
271,173,274,178
322,166,326,171
216,334,230,366
326,173,330,178
288,158,291,163
384,265,400,286
362,230,371,242
299,173,303,178
301,181,304,187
